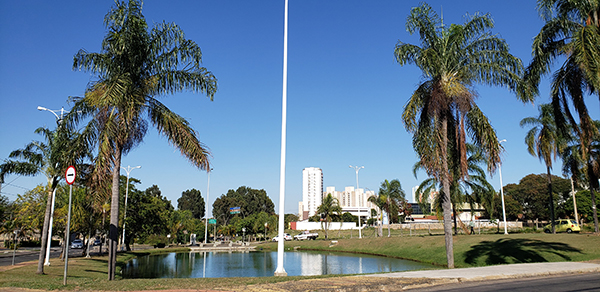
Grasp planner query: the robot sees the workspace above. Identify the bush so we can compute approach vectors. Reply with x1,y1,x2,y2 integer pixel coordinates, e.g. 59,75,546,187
4,240,21,249
19,240,41,247
145,234,168,248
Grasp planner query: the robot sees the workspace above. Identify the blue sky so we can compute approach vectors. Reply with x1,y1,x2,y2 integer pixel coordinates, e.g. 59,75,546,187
1,1,598,215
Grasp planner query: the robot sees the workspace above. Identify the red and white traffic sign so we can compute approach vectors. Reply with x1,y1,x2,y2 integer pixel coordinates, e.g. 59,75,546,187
65,166,76,185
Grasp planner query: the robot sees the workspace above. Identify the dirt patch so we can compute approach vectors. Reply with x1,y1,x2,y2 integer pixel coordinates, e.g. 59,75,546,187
238,276,454,292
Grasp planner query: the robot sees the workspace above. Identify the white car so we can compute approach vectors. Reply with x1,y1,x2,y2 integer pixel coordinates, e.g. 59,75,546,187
71,239,84,249
271,233,292,241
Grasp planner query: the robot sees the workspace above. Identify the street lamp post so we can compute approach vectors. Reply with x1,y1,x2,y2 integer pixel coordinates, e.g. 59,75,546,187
204,168,213,244
274,0,289,277
349,165,364,239
570,176,579,224
12,229,20,266
499,139,508,235
120,165,141,251
38,105,69,266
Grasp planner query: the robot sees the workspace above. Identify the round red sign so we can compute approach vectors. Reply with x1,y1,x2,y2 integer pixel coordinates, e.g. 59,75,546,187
65,166,76,185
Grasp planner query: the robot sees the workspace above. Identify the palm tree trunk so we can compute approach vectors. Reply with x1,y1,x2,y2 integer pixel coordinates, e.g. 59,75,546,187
453,204,457,235
386,207,392,237
441,117,454,268
378,210,383,237
547,167,555,234
108,146,122,281
591,189,599,233
37,181,55,274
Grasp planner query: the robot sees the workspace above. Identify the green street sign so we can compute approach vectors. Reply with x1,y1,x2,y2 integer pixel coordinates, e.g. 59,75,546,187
209,219,216,224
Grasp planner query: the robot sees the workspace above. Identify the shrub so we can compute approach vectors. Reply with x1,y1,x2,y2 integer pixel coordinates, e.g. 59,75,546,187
145,234,168,248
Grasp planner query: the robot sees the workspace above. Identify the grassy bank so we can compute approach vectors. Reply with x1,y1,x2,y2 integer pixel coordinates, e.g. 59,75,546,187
268,232,600,268
1,233,598,290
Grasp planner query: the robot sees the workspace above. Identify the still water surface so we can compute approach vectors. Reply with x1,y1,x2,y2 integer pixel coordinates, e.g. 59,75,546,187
121,251,435,278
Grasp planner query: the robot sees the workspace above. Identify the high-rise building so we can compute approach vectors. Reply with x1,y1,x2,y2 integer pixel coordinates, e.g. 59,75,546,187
302,167,323,218
325,186,375,220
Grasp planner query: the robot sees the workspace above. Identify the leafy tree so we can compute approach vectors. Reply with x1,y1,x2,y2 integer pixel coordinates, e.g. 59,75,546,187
316,193,342,239
177,189,205,219
342,212,357,223
562,190,600,224
521,104,568,233
212,186,274,226
503,174,571,221
0,126,87,274
0,194,10,224
125,185,172,249
490,184,524,220
252,211,277,240
169,209,195,244
525,0,600,233
395,3,527,268
11,185,47,239
284,213,299,228
68,0,216,279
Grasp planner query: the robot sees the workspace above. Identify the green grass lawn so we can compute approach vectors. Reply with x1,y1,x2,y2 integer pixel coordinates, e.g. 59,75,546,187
1,233,598,291
273,232,600,268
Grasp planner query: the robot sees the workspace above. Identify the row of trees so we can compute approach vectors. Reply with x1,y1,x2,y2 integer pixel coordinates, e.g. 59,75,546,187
0,174,298,253
1,0,218,280
396,1,600,269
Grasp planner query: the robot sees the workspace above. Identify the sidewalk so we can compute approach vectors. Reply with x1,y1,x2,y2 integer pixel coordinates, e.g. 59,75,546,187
367,261,600,281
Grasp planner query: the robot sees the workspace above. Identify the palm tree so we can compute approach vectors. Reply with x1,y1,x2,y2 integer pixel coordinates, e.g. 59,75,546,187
414,144,496,234
561,120,600,232
0,126,87,274
525,0,600,232
68,0,217,279
396,3,528,268
316,193,342,239
520,103,567,233
368,179,406,237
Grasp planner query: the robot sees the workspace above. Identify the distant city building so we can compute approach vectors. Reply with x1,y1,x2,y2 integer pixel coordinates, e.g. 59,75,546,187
324,186,375,221
301,167,323,219
298,202,305,221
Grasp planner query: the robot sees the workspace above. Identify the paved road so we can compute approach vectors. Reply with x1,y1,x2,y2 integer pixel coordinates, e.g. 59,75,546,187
0,247,88,266
410,272,600,291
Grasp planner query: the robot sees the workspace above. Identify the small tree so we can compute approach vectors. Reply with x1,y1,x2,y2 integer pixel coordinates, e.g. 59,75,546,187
316,193,342,239
369,179,406,237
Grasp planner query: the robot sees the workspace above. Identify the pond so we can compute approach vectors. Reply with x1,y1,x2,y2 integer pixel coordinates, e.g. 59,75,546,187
121,251,436,278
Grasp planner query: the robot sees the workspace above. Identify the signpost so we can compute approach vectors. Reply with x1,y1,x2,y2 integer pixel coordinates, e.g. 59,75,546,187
63,166,76,285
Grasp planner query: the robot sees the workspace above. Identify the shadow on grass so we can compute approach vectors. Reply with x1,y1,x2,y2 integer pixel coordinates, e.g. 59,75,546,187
464,238,582,265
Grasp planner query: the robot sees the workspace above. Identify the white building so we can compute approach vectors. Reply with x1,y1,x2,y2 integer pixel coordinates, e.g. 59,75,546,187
325,186,375,221
301,167,323,219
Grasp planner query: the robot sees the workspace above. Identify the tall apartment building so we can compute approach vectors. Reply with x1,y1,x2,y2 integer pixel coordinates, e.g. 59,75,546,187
325,186,375,220
302,167,323,219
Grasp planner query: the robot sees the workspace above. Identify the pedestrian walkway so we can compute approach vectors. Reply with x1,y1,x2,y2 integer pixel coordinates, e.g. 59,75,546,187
367,262,600,281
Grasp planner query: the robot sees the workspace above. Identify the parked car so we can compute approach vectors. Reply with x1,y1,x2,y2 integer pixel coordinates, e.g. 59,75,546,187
71,239,84,249
543,219,580,233
271,233,292,241
294,230,319,240
93,238,102,246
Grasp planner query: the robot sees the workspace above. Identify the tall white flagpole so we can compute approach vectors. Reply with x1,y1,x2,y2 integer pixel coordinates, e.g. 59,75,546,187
274,0,289,277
